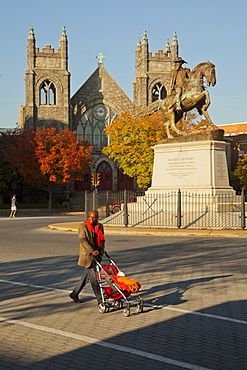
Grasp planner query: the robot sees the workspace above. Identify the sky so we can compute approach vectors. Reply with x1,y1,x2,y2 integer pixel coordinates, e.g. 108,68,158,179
0,0,247,129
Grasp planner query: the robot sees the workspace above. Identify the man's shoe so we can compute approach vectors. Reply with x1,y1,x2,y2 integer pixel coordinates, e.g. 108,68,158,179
69,293,81,303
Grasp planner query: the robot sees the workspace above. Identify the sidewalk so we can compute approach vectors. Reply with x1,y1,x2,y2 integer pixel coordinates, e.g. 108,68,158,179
47,221,247,237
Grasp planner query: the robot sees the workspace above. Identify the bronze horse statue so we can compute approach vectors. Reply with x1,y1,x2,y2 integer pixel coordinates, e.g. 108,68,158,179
134,61,217,138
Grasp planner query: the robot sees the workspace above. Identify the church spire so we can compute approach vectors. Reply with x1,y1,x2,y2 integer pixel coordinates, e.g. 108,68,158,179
136,37,141,49
171,31,179,59
27,26,36,70
142,30,148,45
28,26,35,40
164,38,171,55
59,26,68,70
60,26,67,41
141,30,148,56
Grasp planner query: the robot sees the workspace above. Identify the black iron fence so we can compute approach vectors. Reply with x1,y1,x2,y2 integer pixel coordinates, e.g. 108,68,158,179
84,189,247,230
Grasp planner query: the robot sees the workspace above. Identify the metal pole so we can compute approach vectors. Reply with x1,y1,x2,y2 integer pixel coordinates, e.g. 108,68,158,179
177,189,182,229
241,189,246,229
123,189,128,227
85,191,88,219
93,189,96,211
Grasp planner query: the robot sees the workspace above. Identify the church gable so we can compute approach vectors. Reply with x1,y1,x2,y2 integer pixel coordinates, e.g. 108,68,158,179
70,62,134,114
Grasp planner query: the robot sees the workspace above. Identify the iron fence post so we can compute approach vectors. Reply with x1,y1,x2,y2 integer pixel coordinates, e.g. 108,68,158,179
123,189,128,227
177,189,182,229
106,191,110,217
241,189,246,229
85,191,88,219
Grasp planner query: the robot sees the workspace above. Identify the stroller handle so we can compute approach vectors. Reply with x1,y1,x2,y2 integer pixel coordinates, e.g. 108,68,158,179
104,251,110,259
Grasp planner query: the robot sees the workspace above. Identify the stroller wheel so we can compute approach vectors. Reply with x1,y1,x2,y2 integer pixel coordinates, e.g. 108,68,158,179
123,307,130,317
113,300,123,310
98,302,109,314
136,304,143,314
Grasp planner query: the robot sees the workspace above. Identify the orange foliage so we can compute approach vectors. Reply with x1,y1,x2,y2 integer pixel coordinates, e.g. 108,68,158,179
34,127,93,184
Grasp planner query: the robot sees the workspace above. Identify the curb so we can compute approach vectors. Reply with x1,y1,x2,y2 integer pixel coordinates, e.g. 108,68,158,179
46,223,247,238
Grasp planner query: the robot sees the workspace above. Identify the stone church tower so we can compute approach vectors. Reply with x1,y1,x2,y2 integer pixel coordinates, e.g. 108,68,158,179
19,28,181,192
19,26,70,130
134,31,179,108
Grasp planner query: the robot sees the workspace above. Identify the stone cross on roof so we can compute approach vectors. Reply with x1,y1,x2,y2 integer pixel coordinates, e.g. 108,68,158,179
96,52,106,63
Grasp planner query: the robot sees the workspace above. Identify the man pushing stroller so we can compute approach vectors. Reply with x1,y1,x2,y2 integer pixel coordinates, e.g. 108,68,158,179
69,210,105,304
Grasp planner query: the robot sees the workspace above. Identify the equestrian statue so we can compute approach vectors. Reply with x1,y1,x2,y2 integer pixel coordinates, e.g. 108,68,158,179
134,57,217,138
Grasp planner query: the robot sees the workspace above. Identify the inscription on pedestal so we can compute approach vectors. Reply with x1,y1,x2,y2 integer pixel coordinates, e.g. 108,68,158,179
215,152,227,183
167,155,197,179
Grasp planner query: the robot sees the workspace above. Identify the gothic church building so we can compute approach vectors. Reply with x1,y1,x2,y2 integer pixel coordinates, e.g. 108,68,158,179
19,27,180,192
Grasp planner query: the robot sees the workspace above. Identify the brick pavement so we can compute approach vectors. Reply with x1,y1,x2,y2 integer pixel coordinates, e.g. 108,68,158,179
0,216,247,369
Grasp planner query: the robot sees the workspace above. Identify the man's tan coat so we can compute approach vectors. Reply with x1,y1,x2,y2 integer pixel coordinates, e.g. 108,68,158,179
78,221,105,268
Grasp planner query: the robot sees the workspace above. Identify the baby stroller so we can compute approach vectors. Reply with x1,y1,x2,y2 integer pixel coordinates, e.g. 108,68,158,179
94,251,144,317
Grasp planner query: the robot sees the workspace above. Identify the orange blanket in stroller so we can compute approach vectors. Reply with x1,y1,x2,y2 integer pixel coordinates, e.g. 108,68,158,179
110,275,141,292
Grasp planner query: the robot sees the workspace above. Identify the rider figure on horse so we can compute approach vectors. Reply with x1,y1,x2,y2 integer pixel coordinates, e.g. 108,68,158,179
169,57,191,112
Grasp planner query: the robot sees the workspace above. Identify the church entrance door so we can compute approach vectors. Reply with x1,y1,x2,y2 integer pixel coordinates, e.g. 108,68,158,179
96,161,112,191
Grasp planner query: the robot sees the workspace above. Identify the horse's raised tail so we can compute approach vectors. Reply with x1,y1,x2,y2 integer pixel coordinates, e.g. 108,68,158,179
133,100,162,118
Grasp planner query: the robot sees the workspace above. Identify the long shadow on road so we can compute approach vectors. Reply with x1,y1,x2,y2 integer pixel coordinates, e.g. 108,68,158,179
1,300,247,370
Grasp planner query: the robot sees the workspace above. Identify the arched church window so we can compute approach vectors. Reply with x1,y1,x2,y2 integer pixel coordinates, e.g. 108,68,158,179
152,83,166,102
40,80,56,105
93,127,101,149
97,161,111,172
76,122,83,141
77,104,115,151
85,124,92,144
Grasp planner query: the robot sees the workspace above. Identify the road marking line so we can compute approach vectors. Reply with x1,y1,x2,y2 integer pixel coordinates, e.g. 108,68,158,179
1,279,247,326
0,316,211,370
0,279,92,296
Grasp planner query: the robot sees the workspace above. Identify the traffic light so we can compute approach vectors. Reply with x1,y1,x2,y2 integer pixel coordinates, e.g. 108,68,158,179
95,173,101,186
91,173,102,186
90,174,95,185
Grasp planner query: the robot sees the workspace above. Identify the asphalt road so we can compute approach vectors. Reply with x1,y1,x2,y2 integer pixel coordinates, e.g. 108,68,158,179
0,215,247,369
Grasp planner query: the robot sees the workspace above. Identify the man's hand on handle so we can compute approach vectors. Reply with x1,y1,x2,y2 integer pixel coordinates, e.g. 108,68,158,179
92,250,99,256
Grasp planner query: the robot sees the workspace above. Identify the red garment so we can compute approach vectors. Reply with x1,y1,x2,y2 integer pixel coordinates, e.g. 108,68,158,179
85,218,105,248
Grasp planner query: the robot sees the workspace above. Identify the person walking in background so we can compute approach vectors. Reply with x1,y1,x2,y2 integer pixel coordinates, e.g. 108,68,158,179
9,195,17,218
69,210,105,304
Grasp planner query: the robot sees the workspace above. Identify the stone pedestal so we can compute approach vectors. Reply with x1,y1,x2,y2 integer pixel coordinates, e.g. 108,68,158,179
147,129,235,196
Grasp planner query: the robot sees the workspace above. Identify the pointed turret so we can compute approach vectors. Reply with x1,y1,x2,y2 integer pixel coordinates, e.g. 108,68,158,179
171,31,179,59
59,26,68,70
164,38,171,56
141,30,148,74
136,37,142,51
135,38,142,69
142,30,148,49
27,26,36,69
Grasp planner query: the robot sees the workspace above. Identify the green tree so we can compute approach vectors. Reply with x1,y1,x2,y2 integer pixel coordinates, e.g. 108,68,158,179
103,112,167,188
234,154,247,190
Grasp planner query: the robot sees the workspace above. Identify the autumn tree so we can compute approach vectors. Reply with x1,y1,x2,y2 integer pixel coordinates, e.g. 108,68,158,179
0,129,23,193
6,129,44,188
234,154,247,190
103,112,167,188
34,127,93,211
